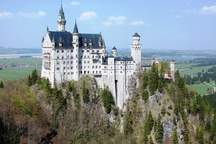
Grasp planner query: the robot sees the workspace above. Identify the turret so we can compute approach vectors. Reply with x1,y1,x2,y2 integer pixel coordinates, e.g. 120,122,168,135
112,46,118,57
57,4,66,31
131,33,141,66
170,60,175,81
72,21,80,80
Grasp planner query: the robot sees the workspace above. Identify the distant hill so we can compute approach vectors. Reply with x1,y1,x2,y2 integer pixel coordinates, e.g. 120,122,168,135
0,47,41,54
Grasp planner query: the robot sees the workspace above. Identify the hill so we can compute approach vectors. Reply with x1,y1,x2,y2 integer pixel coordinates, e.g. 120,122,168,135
0,67,216,144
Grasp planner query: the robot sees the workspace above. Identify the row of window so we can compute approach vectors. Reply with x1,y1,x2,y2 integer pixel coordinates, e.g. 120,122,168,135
56,55,101,60
56,49,101,53
61,70,102,75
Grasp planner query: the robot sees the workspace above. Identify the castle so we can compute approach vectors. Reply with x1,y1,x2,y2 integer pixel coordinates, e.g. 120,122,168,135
41,5,174,109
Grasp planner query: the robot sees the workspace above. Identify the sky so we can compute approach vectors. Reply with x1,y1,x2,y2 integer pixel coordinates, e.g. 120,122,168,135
0,0,216,50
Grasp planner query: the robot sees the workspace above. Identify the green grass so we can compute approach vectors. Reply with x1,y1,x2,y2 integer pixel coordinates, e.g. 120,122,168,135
176,63,216,77
0,58,41,80
188,82,216,96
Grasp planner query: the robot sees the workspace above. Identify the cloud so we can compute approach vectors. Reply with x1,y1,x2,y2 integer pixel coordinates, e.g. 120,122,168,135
130,20,144,26
103,16,127,26
18,11,46,18
0,11,13,18
200,5,216,15
79,11,97,21
70,1,80,6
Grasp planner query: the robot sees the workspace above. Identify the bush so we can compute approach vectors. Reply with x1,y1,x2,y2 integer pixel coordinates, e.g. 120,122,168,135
101,89,115,114
0,81,4,88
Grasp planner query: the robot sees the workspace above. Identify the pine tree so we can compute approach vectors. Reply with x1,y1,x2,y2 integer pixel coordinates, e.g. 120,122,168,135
31,69,38,84
142,89,149,103
172,128,178,144
124,111,133,136
155,117,163,144
81,80,90,104
196,127,204,144
143,112,154,144
149,63,159,95
0,81,4,88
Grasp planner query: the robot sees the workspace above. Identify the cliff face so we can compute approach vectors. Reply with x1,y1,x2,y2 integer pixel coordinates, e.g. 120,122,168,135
1,69,216,144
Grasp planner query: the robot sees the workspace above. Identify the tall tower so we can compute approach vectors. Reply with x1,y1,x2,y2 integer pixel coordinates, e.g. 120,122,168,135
72,21,80,80
131,33,141,66
57,3,66,31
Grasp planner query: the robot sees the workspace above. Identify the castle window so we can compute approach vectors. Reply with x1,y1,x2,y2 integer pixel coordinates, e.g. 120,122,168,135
67,61,69,64
63,67,65,69
71,61,73,64
68,72,70,75
87,50,89,52
57,56,59,59
71,56,73,59
62,56,64,59
63,61,65,64
57,67,59,70
84,71,86,74
92,66,94,68
62,50,64,53
71,72,74,74
71,50,73,52
71,67,73,69
57,50,59,53
88,71,89,73
57,62,59,64
93,71,94,74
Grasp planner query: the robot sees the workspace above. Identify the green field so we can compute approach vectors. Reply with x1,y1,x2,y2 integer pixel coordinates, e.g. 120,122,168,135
176,63,216,77
0,58,41,80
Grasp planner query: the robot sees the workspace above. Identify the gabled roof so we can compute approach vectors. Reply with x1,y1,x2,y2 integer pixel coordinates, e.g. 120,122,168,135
48,31,72,48
78,33,104,49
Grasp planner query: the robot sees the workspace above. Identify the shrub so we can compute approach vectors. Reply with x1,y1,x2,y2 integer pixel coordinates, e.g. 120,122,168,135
101,89,115,114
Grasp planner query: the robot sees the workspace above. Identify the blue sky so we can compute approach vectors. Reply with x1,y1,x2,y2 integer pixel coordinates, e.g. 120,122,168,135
0,0,216,50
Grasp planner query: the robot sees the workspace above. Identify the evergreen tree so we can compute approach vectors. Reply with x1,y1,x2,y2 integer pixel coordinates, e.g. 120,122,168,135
142,89,149,103
124,111,133,136
31,69,38,84
81,80,90,104
0,81,4,88
143,112,154,144
149,63,159,95
155,117,163,144
101,89,115,114
142,73,149,89
172,128,178,144
196,127,204,144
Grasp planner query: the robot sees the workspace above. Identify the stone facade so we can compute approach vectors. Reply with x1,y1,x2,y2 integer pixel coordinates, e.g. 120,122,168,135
41,5,142,109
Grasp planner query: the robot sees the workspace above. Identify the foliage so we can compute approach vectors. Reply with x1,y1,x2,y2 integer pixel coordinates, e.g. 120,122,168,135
172,128,178,144
27,69,39,86
100,88,115,114
196,127,204,144
123,111,134,135
142,89,149,103
154,117,163,144
81,80,90,104
0,81,4,88
149,63,159,95
143,112,154,143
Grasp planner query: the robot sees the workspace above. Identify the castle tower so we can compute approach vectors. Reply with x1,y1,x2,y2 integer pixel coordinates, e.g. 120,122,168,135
112,46,118,57
72,21,80,80
131,33,141,67
170,60,175,81
57,3,66,31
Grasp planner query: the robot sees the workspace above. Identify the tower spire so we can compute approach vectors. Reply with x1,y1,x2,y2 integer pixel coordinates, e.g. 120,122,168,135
73,20,79,33
57,0,66,31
